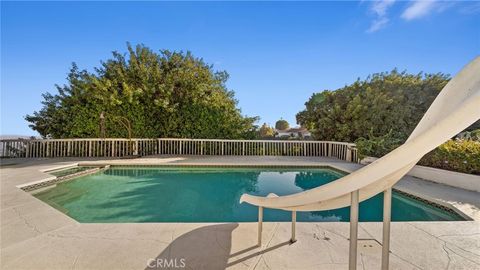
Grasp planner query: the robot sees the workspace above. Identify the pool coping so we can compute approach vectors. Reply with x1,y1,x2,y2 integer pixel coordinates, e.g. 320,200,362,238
21,162,473,221
15,164,109,192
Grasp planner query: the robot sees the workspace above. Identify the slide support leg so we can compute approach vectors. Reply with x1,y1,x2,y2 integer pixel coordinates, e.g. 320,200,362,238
382,188,392,270
258,206,263,247
349,190,359,270
291,211,297,243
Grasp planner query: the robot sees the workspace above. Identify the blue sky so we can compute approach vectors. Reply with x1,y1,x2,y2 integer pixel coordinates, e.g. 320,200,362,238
1,1,479,136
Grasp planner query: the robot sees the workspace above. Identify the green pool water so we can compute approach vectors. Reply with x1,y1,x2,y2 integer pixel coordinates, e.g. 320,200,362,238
34,166,464,222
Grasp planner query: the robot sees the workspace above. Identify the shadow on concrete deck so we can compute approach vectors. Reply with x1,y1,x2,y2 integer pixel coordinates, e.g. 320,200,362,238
145,223,290,270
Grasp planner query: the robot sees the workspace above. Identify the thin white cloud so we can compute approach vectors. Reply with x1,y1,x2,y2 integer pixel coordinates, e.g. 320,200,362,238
367,0,396,33
367,17,389,33
401,0,439,21
372,0,396,17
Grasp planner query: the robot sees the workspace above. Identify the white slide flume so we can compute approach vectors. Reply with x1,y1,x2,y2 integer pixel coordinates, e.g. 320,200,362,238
239,57,480,270
240,57,480,212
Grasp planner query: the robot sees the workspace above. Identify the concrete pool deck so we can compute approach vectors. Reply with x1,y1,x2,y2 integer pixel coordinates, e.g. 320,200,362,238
1,156,479,269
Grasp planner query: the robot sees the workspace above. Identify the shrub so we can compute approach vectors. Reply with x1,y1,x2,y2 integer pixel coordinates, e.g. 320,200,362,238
354,131,402,160
419,140,480,175
356,134,479,175
457,129,480,140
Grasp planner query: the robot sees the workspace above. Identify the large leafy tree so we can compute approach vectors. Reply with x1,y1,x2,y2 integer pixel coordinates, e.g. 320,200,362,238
297,70,480,164
297,70,454,143
26,44,258,139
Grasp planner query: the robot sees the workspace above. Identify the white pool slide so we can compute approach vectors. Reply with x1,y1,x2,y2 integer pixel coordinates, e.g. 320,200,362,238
240,57,480,270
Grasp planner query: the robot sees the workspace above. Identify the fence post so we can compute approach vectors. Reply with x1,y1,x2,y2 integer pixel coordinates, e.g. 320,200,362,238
111,141,115,157
25,141,30,158
134,140,139,156
346,146,352,162
46,141,50,157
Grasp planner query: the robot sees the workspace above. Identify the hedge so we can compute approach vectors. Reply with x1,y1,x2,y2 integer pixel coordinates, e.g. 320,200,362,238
418,140,480,175
356,137,480,175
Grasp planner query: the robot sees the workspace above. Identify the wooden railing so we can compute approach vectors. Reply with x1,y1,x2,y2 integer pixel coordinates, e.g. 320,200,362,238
0,138,358,162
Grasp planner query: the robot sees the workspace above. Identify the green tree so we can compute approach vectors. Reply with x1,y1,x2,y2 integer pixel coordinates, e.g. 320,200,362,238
297,69,480,157
297,70,453,142
258,123,275,138
275,119,289,130
296,92,327,131
26,44,258,139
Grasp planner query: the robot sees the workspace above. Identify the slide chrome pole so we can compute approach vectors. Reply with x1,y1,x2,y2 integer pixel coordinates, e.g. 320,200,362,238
258,206,263,247
382,188,392,270
349,190,359,270
291,211,297,243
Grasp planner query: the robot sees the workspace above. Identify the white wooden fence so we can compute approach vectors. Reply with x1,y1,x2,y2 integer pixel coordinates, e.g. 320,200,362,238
0,138,358,162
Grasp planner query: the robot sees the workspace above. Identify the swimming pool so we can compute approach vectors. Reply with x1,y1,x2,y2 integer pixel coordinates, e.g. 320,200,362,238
34,166,464,222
